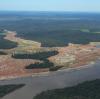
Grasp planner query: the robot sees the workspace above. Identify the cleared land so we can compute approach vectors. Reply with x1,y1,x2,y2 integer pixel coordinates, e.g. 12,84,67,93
0,31,50,79
0,30,100,79
4,31,41,49
0,55,48,80
49,43,100,67
2,62,100,99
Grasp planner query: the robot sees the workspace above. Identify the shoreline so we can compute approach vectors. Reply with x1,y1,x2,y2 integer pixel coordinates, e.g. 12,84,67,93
0,61,95,81
2,60,100,99
0,30,100,81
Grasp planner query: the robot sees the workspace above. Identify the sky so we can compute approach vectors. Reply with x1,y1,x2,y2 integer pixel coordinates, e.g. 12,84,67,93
0,0,100,12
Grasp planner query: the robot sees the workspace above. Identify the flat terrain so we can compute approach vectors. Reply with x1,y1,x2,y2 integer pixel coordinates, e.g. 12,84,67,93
0,32,17,49
1,12,100,47
0,84,25,98
4,31,41,48
0,12,100,99
34,79,100,99
0,31,100,79
49,43,100,67
0,31,50,79
1,60,100,99
0,55,48,79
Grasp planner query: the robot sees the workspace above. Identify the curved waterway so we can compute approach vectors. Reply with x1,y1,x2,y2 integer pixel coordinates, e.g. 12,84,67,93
0,59,100,99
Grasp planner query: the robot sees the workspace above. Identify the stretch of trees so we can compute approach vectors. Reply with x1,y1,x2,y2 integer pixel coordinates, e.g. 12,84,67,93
12,51,58,60
12,51,58,69
1,12,100,47
0,84,25,98
26,59,54,69
0,51,7,55
0,34,17,49
34,79,100,99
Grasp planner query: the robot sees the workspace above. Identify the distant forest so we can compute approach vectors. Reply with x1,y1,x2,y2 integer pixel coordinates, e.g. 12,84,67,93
1,12,100,47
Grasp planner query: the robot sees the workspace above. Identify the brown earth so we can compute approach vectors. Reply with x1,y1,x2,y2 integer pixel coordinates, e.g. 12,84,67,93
0,55,48,79
4,31,41,48
1,31,100,79
49,43,100,68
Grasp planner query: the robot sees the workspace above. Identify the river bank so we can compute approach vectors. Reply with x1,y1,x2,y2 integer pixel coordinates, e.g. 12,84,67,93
1,59,100,99
0,30,100,80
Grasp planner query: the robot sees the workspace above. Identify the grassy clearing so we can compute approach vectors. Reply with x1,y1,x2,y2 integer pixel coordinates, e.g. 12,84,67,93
80,29,90,32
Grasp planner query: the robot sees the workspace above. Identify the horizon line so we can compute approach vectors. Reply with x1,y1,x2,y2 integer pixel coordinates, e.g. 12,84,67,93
0,10,100,13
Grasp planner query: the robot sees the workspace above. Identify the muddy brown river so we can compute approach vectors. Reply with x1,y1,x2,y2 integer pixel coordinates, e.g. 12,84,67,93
0,59,100,99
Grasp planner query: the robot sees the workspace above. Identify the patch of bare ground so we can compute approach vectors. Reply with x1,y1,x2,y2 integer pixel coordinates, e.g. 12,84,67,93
1,30,100,80
3,31,57,54
0,55,49,79
49,43,100,68
0,31,51,79
4,31,41,49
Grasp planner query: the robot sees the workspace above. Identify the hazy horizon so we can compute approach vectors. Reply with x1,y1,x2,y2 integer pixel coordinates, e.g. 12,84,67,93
0,0,100,12
0,10,100,14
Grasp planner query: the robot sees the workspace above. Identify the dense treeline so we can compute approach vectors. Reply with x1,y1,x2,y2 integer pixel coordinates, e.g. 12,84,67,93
12,51,58,69
0,34,17,49
0,84,25,98
26,59,54,69
0,51,7,55
34,79,100,99
1,12,100,47
12,51,58,60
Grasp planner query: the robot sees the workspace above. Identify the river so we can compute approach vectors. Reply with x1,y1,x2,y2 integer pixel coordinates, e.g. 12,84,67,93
0,59,100,99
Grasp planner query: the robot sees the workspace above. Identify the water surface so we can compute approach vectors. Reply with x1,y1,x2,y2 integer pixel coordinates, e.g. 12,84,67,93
1,60,100,99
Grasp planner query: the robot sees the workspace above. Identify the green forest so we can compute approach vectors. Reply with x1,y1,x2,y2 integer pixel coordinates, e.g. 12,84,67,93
0,84,25,98
34,79,100,99
12,51,58,69
1,12,100,47
12,51,58,60
0,33,17,49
